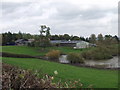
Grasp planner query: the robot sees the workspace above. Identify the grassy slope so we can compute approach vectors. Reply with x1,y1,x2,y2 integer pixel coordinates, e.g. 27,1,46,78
2,57,118,88
2,46,46,56
2,46,89,56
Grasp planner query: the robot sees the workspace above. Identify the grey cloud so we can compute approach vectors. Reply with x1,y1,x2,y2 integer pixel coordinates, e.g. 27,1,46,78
2,2,31,14
1,0,118,37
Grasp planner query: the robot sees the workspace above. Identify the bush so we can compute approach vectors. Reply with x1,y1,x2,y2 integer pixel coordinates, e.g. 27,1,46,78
2,63,88,89
27,42,35,47
81,46,113,60
2,63,57,89
106,45,118,56
46,50,61,60
67,53,84,64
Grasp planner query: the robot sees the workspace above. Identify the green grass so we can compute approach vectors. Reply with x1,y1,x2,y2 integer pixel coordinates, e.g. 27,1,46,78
2,46,46,56
2,46,89,56
2,57,118,88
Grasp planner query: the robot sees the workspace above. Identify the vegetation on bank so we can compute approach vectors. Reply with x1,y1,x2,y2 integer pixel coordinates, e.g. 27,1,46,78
2,57,118,88
67,53,84,63
81,44,119,60
2,43,119,62
46,50,61,60
3,63,85,88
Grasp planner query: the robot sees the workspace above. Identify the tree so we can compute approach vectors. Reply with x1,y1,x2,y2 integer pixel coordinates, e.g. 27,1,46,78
113,35,119,43
71,36,80,40
2,33,7,45
59,35,64,40
22,33,33,39
104,35,112,45
80,36,86,41
89,34,96,44
46,27,51,38
17,31,23,39
63,34,70,40
51,35,59,40
111,36,118,44
97,34,103,45
38,25,51,48
85,37,89,42
6,31,13,44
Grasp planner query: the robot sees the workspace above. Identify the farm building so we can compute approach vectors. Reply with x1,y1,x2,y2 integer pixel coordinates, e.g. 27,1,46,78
15,39,28,46
76,41,90,48
15,39,34,46
50,40,91,48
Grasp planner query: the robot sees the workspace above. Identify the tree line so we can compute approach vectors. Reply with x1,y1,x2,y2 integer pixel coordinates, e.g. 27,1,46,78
1,25,119,46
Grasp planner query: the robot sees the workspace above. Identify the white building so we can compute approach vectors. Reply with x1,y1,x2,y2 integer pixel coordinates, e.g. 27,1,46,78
76,41,90,49
50,40,92,48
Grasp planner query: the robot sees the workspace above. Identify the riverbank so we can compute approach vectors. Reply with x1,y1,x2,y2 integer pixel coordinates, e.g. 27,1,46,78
1,52,120,70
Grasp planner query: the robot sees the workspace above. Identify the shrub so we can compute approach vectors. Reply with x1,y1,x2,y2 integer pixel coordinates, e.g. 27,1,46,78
2,63,89,88
27,42,35,47
2,63,57,89
106,45,118,56
81,46,113,60
67,53,84,64
46,50,61,60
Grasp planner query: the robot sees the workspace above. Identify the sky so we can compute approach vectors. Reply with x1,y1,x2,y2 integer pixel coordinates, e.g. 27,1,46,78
1,0,119,37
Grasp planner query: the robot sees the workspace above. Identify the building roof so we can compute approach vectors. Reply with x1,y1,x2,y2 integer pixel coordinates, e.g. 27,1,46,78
50,40,89,44
15,39,28,43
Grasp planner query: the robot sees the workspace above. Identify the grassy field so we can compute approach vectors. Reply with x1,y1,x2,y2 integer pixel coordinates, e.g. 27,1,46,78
2,46,89,56
2,57,118,88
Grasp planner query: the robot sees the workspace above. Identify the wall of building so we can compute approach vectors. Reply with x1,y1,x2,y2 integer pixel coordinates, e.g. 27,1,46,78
60,43,76,47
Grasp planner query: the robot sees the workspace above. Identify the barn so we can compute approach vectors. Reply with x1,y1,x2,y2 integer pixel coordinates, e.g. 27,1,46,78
50,40,90,48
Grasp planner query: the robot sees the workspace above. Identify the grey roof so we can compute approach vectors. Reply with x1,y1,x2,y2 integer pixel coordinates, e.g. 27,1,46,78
15,39,28,43
50,40,88,44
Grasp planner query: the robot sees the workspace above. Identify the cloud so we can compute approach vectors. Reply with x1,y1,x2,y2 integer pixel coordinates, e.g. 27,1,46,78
1,0,119,37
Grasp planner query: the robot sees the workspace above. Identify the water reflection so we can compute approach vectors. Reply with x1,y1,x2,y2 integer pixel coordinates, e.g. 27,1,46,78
59,55,69,63
59,55,119,68
84,56,119,68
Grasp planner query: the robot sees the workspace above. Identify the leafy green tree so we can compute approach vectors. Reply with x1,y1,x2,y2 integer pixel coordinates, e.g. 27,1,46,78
85,37,89,42
71,36,80,40
59,35,64,40
17,31,23,39
40,25,46,36
97,34,103,45
38,25,51,48
80,36,86,41
63,34,70,40
46,27,51,38
89,34,96,44
111,36,118,44
104,35,112,45
6,32,13,43
51,35,59,40
112,35,119,43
